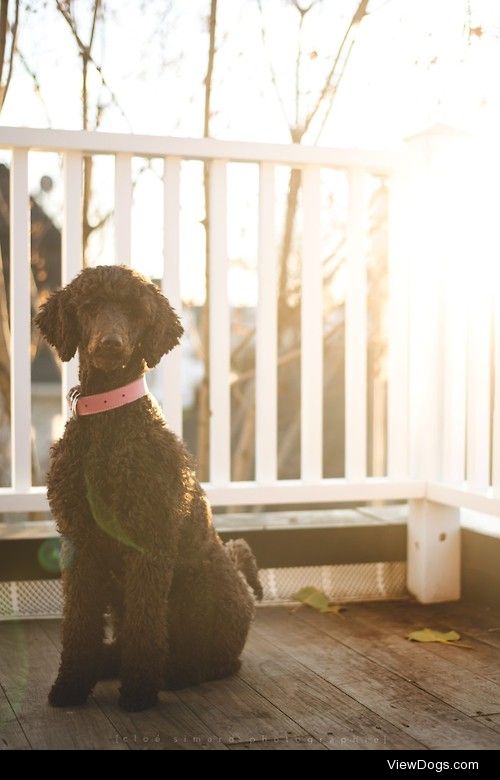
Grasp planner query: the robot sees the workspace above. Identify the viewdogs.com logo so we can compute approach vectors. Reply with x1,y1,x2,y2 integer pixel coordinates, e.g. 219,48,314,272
387,760,479,772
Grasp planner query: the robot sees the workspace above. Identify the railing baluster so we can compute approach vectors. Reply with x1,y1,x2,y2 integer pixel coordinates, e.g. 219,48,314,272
62,152,83,418
10,149,31,491
345,168,367,480
301,166,323,481
162,157,182,437
387,174,409,479
114,153,132,265
256,162,277,483
209,160,230,485
441,263,467,486
467,294,491,491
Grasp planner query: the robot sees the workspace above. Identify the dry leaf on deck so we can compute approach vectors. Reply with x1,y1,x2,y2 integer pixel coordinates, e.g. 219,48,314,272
406,627,471,648
292,586,345,615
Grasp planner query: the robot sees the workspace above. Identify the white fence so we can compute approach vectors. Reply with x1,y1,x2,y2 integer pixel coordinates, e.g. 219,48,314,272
0,124,499,603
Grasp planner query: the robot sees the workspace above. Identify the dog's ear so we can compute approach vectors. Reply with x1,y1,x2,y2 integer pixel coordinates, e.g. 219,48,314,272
35,287,80,362
141,284,183,368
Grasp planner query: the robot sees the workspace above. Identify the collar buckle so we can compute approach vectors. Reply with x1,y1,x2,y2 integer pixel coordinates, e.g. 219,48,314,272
67,385,81,419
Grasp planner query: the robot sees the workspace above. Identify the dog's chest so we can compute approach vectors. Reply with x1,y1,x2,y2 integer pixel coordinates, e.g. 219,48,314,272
79,413,147,499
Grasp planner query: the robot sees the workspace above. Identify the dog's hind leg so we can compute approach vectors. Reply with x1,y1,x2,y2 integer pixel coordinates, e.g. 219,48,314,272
164,545,255,692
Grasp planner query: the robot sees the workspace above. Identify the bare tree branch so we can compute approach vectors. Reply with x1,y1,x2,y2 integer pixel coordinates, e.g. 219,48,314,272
294,6,306,127
302,0,369,137
82,0,101,129
203,0,217,137
197,0,219,481
0,0,8,87
313,38,356,142
89,0,101,50
55,0,134,261
0,0,18,111
55,0,132,131
15,47,52,124
256,0,292,134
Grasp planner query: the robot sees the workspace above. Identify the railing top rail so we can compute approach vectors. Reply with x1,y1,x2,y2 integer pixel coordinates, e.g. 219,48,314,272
0,126,400,174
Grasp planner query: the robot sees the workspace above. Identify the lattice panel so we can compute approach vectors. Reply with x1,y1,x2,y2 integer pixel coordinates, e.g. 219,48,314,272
0,563,406,621
0,580,64,620
260,562,406,602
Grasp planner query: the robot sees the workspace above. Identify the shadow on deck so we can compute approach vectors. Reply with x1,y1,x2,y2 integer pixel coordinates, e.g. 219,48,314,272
1,601,500,750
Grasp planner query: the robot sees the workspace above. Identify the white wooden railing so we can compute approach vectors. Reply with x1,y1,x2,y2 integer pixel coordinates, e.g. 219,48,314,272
1,124,499,603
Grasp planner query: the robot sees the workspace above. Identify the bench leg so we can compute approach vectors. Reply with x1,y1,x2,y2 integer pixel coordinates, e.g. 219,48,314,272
407,499,460,603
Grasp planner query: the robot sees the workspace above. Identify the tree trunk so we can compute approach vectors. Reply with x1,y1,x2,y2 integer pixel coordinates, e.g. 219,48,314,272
0,1,9,89
196,0,218,481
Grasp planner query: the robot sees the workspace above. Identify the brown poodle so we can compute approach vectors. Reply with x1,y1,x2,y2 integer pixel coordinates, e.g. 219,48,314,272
36,265,262,712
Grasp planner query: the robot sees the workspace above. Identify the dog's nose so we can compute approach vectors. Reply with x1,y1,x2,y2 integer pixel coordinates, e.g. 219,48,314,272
100,334,123,350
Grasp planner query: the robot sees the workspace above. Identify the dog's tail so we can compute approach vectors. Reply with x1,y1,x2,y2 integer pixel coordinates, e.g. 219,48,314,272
224,539,263,601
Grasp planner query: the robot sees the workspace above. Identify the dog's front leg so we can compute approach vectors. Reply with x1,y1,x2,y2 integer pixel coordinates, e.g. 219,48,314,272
118,553,172,712
49,544,107,707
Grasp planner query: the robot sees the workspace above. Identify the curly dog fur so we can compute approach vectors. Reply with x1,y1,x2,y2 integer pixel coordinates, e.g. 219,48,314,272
36,265,261,712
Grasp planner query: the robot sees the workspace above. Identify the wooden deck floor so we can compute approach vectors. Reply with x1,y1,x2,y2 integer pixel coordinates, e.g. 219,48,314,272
1,600,500,750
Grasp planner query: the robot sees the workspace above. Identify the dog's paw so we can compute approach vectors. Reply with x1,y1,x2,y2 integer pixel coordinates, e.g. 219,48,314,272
118,687,158,712
48,679,90,708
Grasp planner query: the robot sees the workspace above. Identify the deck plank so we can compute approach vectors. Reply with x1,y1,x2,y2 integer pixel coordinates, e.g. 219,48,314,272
174,673,312,746
428,602,500,651
254,608,500,749
240,630,425,750
1,603,500,750
0,621,127,750
349,601,500,687
293,604,500,716
42,619,227,751
0,682,30,750
476,714,500,733
92,681,229,750
44,618,306,749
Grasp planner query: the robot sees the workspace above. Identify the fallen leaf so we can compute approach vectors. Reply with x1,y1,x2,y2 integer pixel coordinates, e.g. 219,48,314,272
292,586,345,615
406,627,472,649
407,627,460,644
323,604,345,615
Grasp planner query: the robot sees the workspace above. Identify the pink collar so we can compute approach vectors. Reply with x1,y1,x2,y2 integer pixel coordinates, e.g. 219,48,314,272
68,376,148,418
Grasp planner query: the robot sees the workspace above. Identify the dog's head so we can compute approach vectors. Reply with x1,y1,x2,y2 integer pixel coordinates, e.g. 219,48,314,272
35,265,183,371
